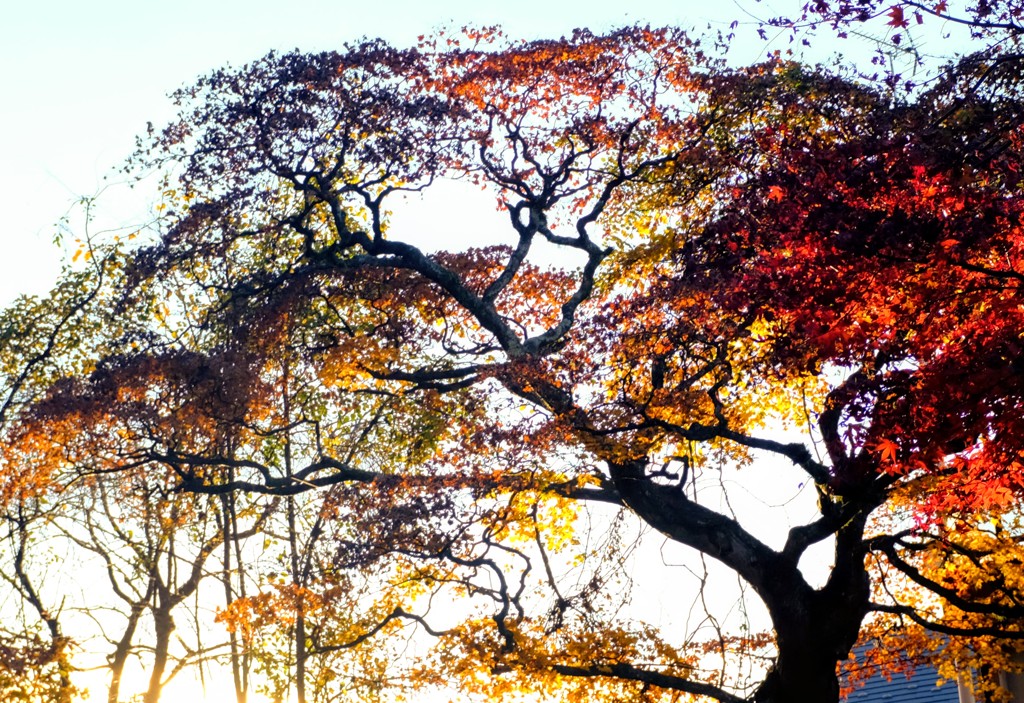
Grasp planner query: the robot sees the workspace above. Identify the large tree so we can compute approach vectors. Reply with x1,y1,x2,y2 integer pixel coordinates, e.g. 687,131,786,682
4,23,1024,703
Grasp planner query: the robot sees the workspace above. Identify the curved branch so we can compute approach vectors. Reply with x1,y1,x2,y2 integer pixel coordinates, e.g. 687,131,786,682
310,606,449,654
639,417,831,484
606,458,812,616
872,537,1024,619
871,603,1024,640
552,662,746,703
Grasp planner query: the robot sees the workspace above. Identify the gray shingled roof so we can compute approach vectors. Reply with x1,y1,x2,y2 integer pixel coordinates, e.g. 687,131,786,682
844,661,960,703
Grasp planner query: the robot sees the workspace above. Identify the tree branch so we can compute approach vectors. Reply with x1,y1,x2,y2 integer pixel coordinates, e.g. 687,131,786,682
552,662,746,703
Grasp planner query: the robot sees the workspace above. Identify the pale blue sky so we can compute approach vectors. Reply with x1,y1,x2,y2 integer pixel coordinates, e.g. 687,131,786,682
0,0,789,302
0,0,971,303
0,0,788,297
0,5,960,700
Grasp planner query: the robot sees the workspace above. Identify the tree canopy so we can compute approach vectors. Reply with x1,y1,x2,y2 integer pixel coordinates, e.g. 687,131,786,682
2,12,1024,703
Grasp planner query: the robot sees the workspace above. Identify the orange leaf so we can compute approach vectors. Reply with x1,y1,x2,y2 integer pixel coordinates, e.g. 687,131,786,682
874,438,899,462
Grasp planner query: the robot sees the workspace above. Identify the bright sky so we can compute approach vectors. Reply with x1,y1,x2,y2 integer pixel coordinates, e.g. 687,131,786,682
0,3,823,701
0,0,786,305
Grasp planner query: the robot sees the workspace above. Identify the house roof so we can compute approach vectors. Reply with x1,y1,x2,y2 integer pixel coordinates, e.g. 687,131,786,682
844,661,960,703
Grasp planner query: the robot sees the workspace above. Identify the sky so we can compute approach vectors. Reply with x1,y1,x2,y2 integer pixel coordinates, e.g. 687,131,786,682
0,3,996,701
0,3,854,701
0,3,958,702
0,0,792,306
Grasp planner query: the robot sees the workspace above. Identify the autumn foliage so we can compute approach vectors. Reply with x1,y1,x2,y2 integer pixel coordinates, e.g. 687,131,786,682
1,16,1024,703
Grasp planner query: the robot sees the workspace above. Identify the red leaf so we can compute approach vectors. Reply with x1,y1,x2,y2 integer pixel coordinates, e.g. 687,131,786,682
887,6,909,27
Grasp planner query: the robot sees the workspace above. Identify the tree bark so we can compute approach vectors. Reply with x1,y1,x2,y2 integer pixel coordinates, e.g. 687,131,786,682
143,603,173,703
108,603,144,703
606,458,874,703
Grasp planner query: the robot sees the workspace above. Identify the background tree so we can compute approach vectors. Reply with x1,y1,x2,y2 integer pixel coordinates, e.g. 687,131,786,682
59,473,262,703
0,494,75,703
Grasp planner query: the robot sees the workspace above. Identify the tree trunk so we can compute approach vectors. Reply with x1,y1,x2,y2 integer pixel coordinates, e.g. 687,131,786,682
143,604,173,703
755,652,843,703
755,523,871,703
108,603,144,703
606,457,874,703
221,488,249,703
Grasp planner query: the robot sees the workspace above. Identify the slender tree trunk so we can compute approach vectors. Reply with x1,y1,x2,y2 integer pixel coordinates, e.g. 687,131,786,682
289,493,307,703
282,357,307,703
108,603,144,703
221,485,249,703
233,497,252,702
145,538,177,703
144,601,174,703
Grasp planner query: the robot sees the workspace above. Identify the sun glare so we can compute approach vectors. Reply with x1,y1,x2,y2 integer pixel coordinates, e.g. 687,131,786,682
75,668,275,703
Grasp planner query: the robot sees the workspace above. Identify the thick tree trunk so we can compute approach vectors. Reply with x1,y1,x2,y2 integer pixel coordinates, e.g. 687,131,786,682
755,521,871,702
606,457,874,703
755,654,843,703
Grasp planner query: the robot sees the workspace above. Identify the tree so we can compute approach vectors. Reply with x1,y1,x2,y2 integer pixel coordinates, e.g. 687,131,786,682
0,495,76,703
3,24,1024,703
60,473,259,703
765,0,1024,91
